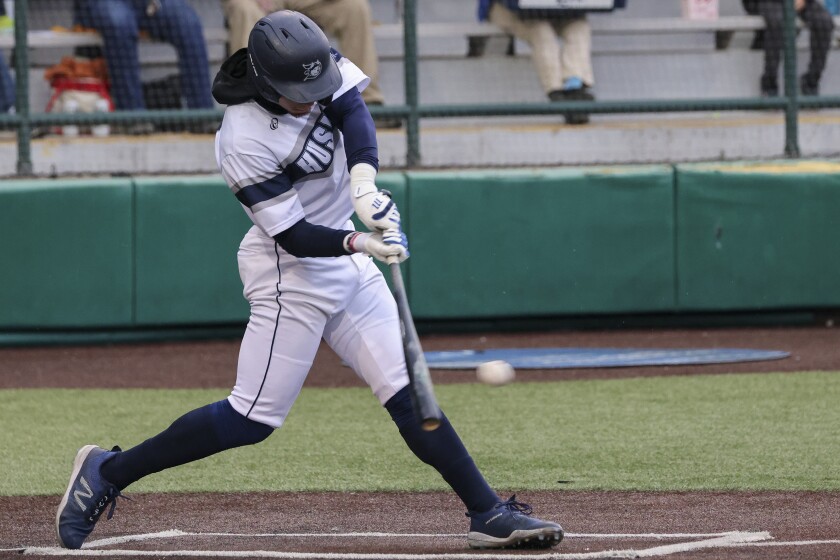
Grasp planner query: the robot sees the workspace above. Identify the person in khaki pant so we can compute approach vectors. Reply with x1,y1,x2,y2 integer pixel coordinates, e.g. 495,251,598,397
477,0,626,124
223,0,399,126
479,0,594,125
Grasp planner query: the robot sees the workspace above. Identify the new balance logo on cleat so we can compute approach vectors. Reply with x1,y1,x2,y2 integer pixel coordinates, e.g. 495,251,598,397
73,477,94,510
466,495,563,550
56,445,124,549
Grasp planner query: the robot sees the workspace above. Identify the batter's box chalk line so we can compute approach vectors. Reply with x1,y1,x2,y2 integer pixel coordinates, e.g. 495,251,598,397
16,529,840,558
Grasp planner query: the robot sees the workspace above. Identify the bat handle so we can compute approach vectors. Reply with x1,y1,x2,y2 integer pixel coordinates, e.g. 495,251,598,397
384,227,402,266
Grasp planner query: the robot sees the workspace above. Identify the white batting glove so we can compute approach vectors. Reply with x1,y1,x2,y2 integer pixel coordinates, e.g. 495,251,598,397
350,163,402,232
344,230,409,264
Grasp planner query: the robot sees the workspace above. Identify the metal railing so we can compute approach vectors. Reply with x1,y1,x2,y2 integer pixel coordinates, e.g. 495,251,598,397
3,0,840,173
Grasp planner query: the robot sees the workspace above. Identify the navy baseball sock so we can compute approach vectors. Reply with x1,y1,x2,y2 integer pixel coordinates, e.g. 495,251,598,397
385,386,499,513
100,399,273,490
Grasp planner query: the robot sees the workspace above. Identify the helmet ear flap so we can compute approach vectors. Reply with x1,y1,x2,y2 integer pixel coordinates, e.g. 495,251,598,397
246,50,279,104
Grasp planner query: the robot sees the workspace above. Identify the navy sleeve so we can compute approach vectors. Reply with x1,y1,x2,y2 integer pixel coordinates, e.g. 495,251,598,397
273,218,354,258
323,87,379,170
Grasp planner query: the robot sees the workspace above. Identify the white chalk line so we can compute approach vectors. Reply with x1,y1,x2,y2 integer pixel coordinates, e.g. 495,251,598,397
25,551,640,559
79,530,755,548
21,530,840,558
634,532,770,557
740,539,840,547
22,530,773,559
85,530,187,547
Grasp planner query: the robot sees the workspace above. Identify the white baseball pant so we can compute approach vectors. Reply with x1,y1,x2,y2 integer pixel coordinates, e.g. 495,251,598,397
228,225,410,428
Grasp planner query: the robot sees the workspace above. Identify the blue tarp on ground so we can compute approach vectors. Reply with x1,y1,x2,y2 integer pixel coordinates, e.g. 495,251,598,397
424,348,790,369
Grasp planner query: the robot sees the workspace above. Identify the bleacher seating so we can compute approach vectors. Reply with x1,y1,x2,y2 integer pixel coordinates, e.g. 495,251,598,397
369,15,781,58
0,0,227,111
1,0,839,176
0,28,228,56
3,0,839,111
366,0,840,104
0,0,840,107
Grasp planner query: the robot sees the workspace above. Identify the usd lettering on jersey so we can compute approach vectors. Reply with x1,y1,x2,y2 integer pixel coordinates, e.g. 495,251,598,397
295,116,335,176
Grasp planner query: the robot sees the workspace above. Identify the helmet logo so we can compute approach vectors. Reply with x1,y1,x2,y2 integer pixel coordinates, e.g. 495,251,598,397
302,60,322,81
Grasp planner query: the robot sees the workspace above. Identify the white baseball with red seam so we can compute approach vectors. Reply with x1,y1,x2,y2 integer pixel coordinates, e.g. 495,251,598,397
476,360,515,386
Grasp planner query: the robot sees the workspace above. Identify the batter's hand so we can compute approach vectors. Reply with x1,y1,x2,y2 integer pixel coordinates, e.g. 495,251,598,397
349,162,402,232
344,231,409,263
353,186,402,233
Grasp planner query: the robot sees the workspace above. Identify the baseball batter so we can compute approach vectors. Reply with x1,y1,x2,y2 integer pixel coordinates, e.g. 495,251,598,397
56,11,563,551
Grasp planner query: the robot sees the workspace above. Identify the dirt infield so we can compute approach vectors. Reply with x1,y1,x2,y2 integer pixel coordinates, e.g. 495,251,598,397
3,325,840,389
1,325,839,559
4,490,840,559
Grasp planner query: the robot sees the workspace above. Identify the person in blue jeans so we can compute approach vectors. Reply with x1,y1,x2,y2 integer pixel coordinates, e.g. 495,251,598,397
0,55,13,114
73,0,214,114
0,3,14,113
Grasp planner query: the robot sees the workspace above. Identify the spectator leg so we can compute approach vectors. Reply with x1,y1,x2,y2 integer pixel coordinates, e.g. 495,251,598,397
221,0,283,53
142,0,214,109
290,0,386,105
75,0,145,110
488,2,563,95
0,54,14,113
554,16,594,87
799,1,835,90
756,0,785,93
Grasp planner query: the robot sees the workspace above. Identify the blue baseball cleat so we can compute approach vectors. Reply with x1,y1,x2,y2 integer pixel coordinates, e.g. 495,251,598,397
466,495,564,549
56,445,124,549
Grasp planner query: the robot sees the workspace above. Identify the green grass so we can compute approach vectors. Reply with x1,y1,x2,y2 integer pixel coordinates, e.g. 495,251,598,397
2,371,839,496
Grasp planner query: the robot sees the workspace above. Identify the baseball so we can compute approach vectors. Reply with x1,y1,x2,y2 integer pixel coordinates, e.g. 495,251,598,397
476,360,516,386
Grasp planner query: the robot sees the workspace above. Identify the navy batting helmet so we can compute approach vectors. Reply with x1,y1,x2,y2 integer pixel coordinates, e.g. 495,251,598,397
247,11,342,104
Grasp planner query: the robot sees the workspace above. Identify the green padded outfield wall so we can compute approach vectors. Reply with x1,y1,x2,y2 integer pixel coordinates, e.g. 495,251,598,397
405,167,676,319
136,173,405,325
7,164,840,333
134,176,253,325
0,178,133,327
676,161,840,310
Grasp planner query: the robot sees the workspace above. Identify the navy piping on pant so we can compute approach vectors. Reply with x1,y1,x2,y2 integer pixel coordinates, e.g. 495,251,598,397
246,242,283,419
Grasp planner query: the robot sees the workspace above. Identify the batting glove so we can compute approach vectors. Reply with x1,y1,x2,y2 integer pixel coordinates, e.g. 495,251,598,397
344,230,409,264
350,163,402,232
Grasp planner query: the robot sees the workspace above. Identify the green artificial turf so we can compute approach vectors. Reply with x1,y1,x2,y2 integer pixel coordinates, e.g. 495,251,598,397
1,371,838,496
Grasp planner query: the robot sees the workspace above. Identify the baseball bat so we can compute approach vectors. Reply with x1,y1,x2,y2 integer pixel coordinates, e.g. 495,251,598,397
388,260,442,431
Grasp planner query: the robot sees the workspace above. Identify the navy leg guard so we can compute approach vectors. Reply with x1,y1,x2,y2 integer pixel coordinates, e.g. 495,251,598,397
385,386,498,512
101,399,273,490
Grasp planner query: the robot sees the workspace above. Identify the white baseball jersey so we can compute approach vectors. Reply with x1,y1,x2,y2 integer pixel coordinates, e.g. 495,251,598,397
214,56,369,241
214,56,408,428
